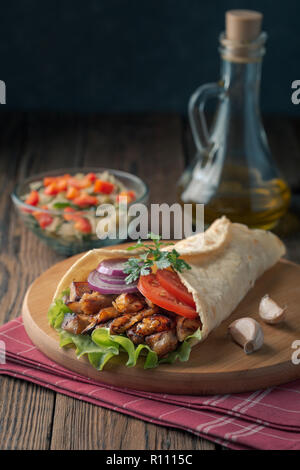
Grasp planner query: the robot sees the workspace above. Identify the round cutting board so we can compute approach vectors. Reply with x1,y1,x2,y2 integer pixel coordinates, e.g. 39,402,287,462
22,245,300,395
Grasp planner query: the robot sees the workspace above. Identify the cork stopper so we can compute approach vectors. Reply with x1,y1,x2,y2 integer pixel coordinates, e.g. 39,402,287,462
226,10,263,42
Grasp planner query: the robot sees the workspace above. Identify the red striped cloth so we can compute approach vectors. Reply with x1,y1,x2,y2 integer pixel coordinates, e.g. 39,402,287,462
1,317,300,450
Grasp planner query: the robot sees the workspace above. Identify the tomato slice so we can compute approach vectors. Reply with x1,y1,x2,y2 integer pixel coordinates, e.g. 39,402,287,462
156,269,196,308
138,273,198,319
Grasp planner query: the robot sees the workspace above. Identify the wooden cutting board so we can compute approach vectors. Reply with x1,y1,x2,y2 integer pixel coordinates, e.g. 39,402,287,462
22,245,300,395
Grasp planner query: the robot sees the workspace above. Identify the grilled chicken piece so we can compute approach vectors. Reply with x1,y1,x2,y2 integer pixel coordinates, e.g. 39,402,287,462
176,317,202,342
109,306,158,335
98,306,121,323
125,330,144,345
65,300,82,313
80,292,115,315
113,293,145,314
127,314,175,344
94,320,113,330
66,291,115,315
81,307,121,335
61,313,92,335
69,282,92,302
145,330,178,358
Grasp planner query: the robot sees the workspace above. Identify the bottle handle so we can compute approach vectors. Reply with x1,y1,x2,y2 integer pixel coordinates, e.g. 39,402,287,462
188,82,223,156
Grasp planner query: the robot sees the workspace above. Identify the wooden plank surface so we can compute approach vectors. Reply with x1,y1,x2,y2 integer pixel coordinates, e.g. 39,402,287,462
0,112,56,450
1,111,300,450
50,396,214,450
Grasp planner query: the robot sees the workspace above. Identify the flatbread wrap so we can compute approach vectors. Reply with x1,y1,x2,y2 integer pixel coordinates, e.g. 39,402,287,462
48,216,285,369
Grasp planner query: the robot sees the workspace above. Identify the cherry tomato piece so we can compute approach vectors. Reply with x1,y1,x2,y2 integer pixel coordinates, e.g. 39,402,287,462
94,180,115,194
66,186,80,200
73,193,98,208
44,182,59,196
25,190,39,206
74,217,92,233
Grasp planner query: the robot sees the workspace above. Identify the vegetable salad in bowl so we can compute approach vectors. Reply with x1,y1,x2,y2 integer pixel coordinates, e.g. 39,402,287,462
12,168,148,255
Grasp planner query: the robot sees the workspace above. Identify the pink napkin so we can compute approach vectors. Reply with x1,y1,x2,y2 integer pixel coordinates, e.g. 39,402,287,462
1,317,300,450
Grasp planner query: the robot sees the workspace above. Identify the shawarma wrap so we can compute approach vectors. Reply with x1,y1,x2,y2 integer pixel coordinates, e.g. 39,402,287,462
48,216,285,369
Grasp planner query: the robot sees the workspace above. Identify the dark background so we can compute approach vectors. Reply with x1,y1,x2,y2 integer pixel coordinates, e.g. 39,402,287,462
0,0,299,114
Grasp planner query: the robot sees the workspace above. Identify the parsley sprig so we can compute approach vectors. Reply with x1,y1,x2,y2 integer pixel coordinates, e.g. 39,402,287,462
123,233,191,284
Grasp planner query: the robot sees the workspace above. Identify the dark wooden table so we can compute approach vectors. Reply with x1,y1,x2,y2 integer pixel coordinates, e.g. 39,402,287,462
0,111,300,450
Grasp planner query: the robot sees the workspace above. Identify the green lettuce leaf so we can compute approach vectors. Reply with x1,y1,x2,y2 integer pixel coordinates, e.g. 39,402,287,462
48,289,71,329
59,329,118,357
48,292,202,370
159,327,202,364
92,328,159,369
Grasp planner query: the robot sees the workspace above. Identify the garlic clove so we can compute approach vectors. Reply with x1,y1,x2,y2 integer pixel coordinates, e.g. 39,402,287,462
228,317,264,354
259,295,286,324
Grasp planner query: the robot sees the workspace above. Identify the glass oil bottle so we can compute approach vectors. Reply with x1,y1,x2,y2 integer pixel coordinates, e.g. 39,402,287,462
179,10,290,229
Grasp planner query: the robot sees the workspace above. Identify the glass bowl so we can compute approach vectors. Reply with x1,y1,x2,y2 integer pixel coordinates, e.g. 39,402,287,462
11,167,149,256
